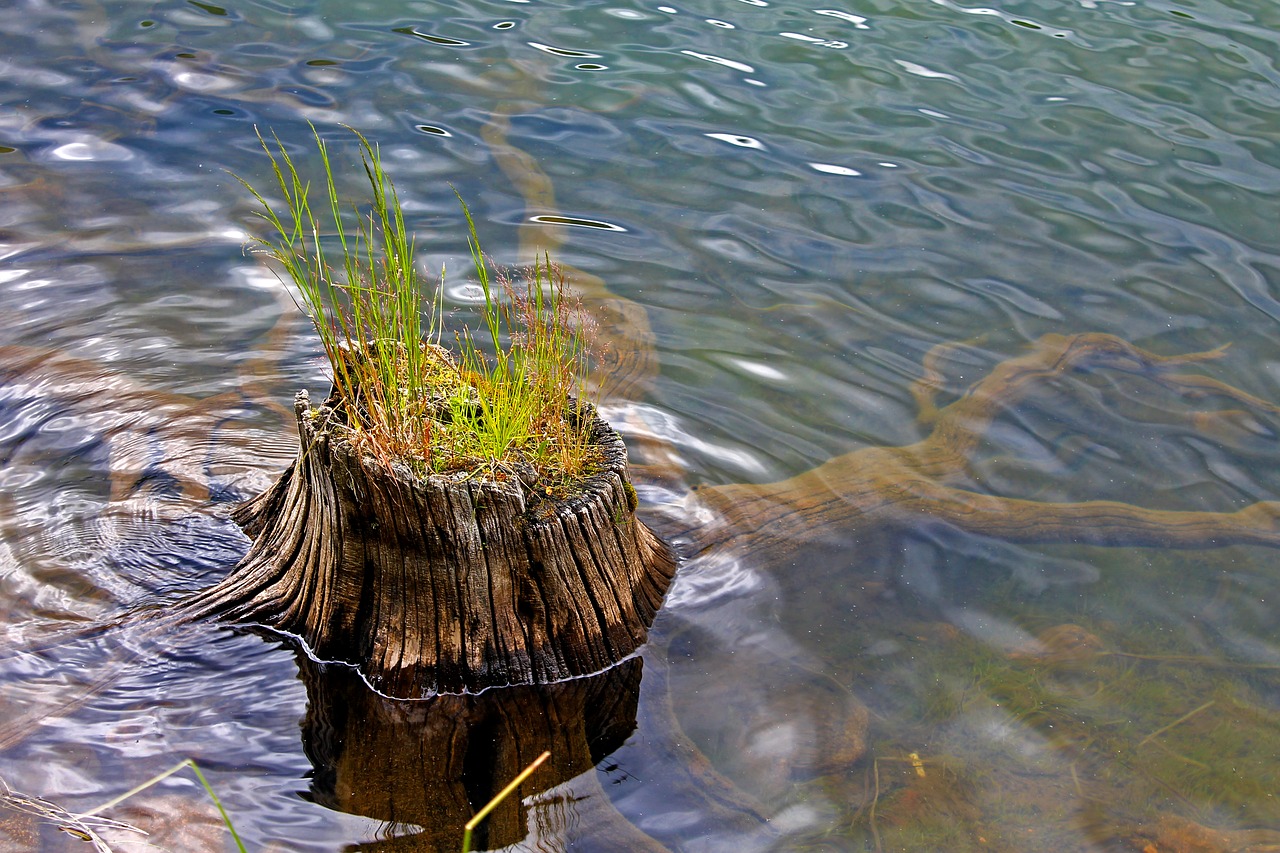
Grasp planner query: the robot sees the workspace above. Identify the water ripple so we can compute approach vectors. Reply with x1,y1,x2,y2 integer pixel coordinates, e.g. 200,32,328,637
529,214,627,231
680,49,755,74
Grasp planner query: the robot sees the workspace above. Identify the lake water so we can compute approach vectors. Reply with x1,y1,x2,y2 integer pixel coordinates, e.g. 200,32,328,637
3,0,1280,850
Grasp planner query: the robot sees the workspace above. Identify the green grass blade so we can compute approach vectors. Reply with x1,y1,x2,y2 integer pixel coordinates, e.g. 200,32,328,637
186,760,248,853
460,750,549,853
75,758,248,853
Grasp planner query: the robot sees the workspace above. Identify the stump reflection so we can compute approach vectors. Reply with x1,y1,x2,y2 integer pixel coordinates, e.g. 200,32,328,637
297,653,644,852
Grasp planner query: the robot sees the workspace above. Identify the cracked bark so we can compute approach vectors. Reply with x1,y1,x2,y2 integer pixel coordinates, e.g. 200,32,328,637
184,390,675,698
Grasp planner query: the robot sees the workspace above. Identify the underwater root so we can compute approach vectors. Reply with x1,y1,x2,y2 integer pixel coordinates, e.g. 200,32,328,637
688,333,1280,561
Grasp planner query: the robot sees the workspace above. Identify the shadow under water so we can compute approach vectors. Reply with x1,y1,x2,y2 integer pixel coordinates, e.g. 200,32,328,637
297,653,648,852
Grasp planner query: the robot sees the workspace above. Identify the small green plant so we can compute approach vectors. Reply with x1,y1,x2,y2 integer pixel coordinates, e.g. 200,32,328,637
1,758,245,853
237,126,600,486
452,195,598,481
238,124,437,466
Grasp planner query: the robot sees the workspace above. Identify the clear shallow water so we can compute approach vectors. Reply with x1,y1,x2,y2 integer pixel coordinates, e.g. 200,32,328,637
2,0,1280,850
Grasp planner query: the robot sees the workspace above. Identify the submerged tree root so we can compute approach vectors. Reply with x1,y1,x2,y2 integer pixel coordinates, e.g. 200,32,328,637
688,333,1280,561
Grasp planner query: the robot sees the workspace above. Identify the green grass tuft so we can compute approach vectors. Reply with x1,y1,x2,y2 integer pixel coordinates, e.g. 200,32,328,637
237,125,601,487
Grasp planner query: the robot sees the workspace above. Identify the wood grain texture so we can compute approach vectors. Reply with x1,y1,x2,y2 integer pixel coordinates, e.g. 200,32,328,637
184,392,676,697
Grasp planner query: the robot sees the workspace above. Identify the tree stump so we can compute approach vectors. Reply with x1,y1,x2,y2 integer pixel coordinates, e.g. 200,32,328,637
186,389,675,697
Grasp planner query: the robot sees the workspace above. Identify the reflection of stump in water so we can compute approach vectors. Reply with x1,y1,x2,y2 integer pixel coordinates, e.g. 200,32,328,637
185,389,675,697
296,654,651,852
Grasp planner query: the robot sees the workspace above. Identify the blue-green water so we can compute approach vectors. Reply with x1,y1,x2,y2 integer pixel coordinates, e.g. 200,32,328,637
3,0,1280,849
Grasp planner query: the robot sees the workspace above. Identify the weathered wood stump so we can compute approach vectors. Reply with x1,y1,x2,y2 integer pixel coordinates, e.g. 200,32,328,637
186,389,675,697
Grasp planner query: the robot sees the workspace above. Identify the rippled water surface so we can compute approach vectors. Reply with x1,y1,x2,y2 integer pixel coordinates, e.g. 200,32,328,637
4,0,1280,849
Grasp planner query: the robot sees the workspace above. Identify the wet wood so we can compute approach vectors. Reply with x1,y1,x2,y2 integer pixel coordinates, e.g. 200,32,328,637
183,390,675,697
